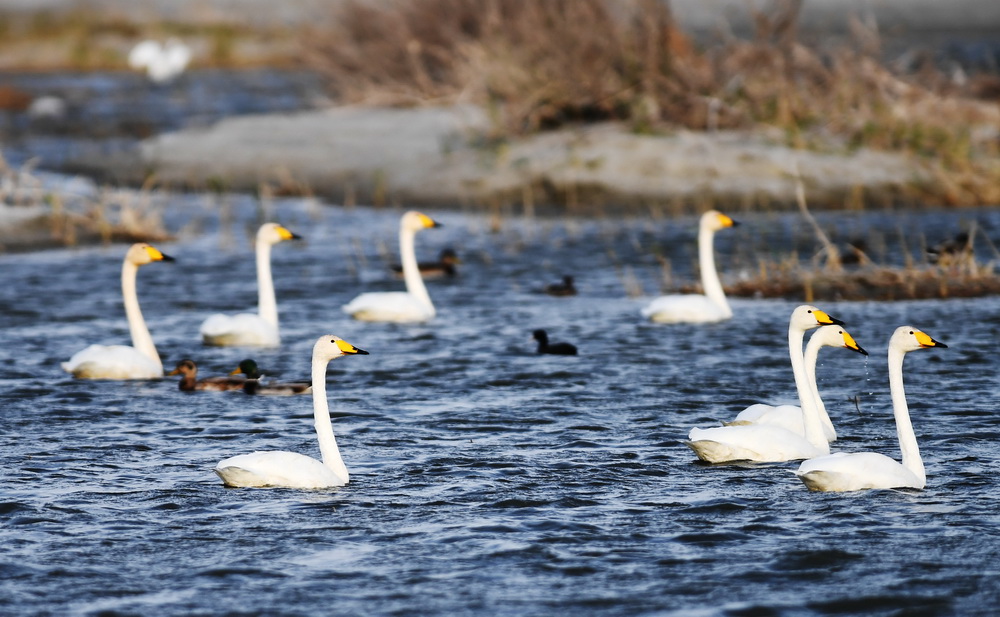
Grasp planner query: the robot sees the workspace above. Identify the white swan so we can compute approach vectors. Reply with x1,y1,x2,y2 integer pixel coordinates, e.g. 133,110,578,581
62,243,174,379
343,211,442,323
641,210,738,323
729,304,845,441
128,38,191,83
796,326,948,492
685,325,867,463
200,223,301,347
215,335,369,489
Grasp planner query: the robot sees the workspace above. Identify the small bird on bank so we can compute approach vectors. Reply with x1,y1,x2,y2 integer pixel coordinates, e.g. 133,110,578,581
168,359,247,392
392,247,460,279
532,329,578,355
231,358,311,395
543,275,577,296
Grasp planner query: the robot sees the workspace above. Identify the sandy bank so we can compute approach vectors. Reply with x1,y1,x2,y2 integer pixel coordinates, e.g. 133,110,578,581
81,104,929,211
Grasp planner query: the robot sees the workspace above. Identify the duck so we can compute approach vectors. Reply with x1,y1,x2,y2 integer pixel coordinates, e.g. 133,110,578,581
343,211,442,323
543,275,577,297
728,305,845,441
230,358,311,396
685,325,867,464
214,335,369,488
62,243,174,379
796,326,948,492
200,223,301,347
641,210,738,324
532,329,578,355
392,248,459,279
167,359,246,392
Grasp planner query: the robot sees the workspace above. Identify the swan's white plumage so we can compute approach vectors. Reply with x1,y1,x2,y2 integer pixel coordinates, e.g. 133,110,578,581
728,305,844,441
796,326,947,492
686,325,867,464
642,210,737,324
62,243,173,380
343,211,441,323
200,223,299,347
64,345,163,380
128,38,191,83
214,335,368,489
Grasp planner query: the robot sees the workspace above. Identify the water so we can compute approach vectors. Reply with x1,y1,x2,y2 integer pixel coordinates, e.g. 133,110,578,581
2,196,1000,616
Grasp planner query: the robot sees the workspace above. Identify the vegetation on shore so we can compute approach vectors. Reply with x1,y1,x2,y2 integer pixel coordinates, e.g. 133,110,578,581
302,0,1000,207
0,156,170,252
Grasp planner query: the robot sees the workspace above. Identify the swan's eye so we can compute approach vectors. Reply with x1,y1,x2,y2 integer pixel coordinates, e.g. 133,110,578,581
807,310,813,313
909,330,914,335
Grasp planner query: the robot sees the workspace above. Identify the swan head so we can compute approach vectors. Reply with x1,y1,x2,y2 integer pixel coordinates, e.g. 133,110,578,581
231,359,262,378
892,326,948,353
127,242,174,266
402,211,442,232
701,210,738,231
811,325,868,356
313,335,370,363
258,223,302,245
168,359,198,377
791,304,845,331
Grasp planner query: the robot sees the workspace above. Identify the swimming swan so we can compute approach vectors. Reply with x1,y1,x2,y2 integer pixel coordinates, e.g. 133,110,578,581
200,223,301,347
641,210,738,323
343,211,442,323
796,326,947,492
214,335,369,489
729,305,845,441
62,243,174,379
685,325,867,463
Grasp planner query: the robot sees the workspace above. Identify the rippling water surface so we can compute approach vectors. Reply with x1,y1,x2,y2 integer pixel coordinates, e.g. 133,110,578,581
2,198,1000,616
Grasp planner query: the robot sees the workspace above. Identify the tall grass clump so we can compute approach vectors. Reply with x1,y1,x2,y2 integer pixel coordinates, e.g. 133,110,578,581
303,0,1000,204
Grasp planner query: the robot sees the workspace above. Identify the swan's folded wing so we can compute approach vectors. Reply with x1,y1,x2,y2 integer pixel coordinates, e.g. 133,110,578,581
642,294,728,323
796,452,921,491
63,344,162,379
200,312,279,347
342,292,433,323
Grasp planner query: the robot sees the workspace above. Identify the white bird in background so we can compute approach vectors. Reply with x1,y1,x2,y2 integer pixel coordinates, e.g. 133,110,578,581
214,335,369,489
128,38,191,83
343,210,443,323
62,243,174,380
728,305,845,441
685,325,867,464
796,326,948,492
200,223,302,347
641,210,738,324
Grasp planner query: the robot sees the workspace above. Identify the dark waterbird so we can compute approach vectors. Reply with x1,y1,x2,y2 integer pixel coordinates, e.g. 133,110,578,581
167,359,247,392
532,329,577,355
543,275,577,296
232,358,311,395
393,247,460,279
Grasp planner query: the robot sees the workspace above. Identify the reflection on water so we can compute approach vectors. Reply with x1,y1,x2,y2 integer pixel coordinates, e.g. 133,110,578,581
2,196,1000,615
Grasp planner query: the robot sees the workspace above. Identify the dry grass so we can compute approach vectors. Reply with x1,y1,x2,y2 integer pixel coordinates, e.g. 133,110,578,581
303,0,1000,205
0,9,299,71
0,155,170,252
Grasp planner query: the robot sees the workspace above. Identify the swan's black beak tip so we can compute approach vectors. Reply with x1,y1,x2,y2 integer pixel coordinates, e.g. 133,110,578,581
160,253,176,262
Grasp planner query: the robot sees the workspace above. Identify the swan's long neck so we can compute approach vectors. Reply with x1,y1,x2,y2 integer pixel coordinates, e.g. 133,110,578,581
698,226,730,316
801,336,832,451
400,227,434,314
121,259,161,372
312,355,349,484
889,346,924,485
804,339,837,441
256,239,278,329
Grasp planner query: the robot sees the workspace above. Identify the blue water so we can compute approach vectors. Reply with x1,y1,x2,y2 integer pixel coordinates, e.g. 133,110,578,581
2,196,1000,616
